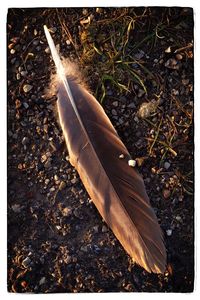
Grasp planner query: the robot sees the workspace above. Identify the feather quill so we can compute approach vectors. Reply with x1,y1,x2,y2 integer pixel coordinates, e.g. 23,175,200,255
44,25,166,273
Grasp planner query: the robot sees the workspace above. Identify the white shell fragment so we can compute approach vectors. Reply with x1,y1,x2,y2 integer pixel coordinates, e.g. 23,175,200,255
128,159,136,167
119,154,125,159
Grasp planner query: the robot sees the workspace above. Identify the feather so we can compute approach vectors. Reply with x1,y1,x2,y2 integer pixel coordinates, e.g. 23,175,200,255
44,25,166,274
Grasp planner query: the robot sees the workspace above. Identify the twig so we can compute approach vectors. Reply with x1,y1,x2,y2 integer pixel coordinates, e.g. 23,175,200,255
149,116,163,155
146,137,177,157
174,43,193,53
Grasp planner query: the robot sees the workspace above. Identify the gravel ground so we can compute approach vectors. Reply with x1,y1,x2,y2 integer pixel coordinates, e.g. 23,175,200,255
7,7,194,293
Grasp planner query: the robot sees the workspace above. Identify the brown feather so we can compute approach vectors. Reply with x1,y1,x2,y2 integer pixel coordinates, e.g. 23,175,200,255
44,25,166,274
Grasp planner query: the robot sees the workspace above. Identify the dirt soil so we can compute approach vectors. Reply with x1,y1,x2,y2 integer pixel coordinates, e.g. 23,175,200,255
7,7,194,293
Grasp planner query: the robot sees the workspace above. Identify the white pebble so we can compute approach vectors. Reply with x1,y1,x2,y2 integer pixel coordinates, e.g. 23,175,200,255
166,229,172,236
128,160,136,167
45,179,50,185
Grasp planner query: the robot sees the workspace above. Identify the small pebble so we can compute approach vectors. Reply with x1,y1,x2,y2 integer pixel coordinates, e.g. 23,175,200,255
176,215,182,221
82,8,88,15
93,225,99,233
128,160,136,167
21,71,28,77
10,49,15,54
112,101,118,107
11,204,21,213
23,102,29,109
164,161,171,170
119,154,125,159
163,189,171,199
182,79,189,85
165,46,171,53
62,207,72,217
45,47,50,54
21,281,28,288
23,84,33,93
22,137,29,145
96,7,103,13
176,53,183,60
16,73,21,80
33,40,39,46
22,257,31,268
134,50,145,60
45,178,50,185
54,175,59,181
36,46,41,51
71,178,77,184
41,154,47,163
138,89,145,98
165,58,179,70
39,277,46,285
66,40,71,45
128,103,136,109
102,225,108,233
49,187,55,192
59,181,67,190
111,109,117,116
166,229,172,236
80,245,88,252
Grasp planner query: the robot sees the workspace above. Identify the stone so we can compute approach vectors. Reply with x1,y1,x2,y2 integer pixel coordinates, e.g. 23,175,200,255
59,181,67,190
128,103,136,109
21,71,28,77
138,89,145,98
176,54,183,60
45,179,50,185
163,189,171,199
45,47,50,54
93,225,99,233
128,160,136,167
54,175,59,181
166,229,172,236
16,73,21,80
11,204,21,213
102,225,108,233
22,137,29,145
22,257,31,268
41,154,47,163
23,102,29,109
165,58,179,70
164,161,171,170
71,178,77,184
39,277,46,285
23,84,33,93
165,46,171,53
112,101,118,107
62,207,72,217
